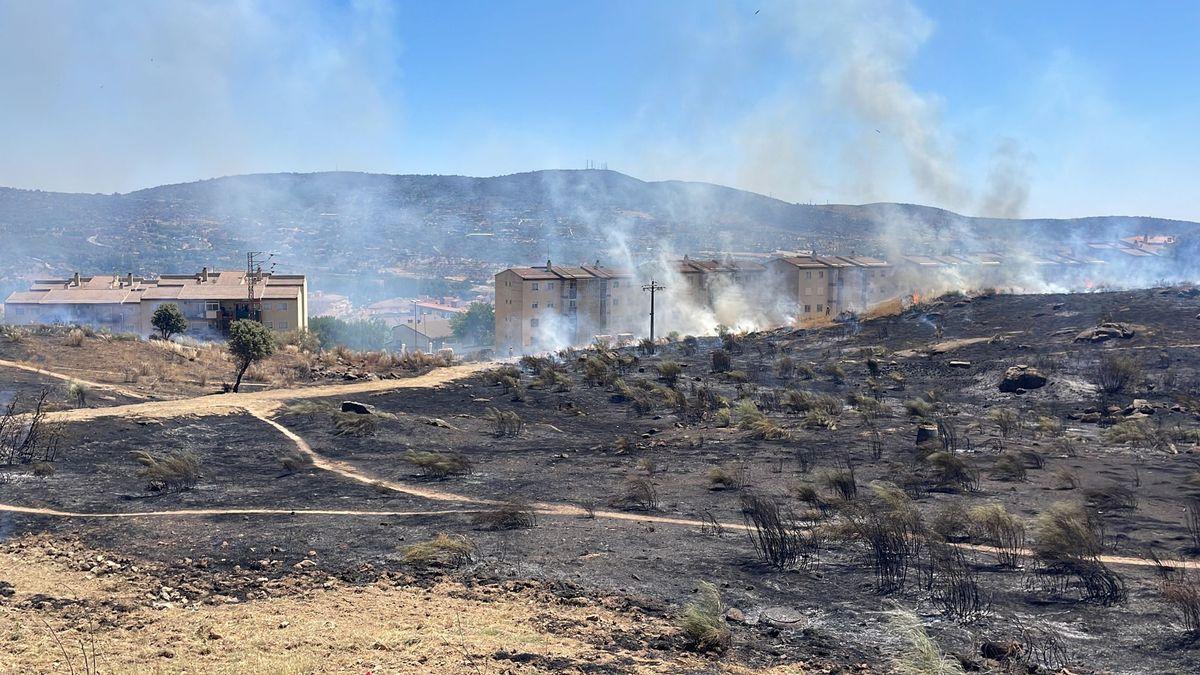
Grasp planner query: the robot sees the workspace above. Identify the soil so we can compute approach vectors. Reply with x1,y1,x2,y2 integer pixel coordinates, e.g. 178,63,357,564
5,287,1200,672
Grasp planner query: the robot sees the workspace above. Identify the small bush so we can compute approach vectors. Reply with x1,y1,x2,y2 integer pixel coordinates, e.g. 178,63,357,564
1052,467,1079,490
279,450,314,473
741,494,821,570
711,349,732,373
903,399,932,418
889,609,967,675
332,412,383,437
1083,483,1137,511
656,361,683,385
1095,353,1142,394
486,407,524,437
1032,501,1104,563
679,581,731,653
401,533,477,569
968,503,1025,568
611,477,658,511
403,450,472,478
1160,571,1200,633
817,467,857,501
989,408,1021,439
990,453,1027,481
929,501,970,541
708,464,749,490
924,452,979,491
133,450,201,492
31,461,56,477
472,496,537,530
66,380,89,408
65,328,85,347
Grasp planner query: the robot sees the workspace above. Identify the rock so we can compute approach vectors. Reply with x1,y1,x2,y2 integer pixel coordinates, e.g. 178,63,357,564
340,401,376,415
980,640,1022,662
725,608,747,623
1074,322,1135,343
1080,412,1102,424
761,606,805,627
948,360,971,369
1124,399,1155,415
998,365,1047,393
0,581,13,597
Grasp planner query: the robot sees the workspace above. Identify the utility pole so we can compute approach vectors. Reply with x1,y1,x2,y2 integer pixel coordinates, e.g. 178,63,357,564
641,279,666,354
246,251,274,323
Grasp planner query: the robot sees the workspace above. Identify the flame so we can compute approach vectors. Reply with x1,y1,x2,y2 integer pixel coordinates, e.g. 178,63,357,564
912,292,921,305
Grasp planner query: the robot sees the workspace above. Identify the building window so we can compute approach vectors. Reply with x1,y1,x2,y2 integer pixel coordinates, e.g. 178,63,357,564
205,301,219,312
547,302,554,308
278,320,288,330
613,281,619,288
265,320,275,329
816,304,823,312
532,302,538,309
805,271,812,279
569,300,576,309
547,282,555,290
818,271,824,278
530,318,539,327
277,302,287,310
804,304,811,313
532,282,539,291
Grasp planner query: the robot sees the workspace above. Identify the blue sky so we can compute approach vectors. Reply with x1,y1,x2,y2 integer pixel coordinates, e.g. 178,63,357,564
1,0,1197,220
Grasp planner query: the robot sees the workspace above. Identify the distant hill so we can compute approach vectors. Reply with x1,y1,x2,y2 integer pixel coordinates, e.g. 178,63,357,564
1,169,1195,297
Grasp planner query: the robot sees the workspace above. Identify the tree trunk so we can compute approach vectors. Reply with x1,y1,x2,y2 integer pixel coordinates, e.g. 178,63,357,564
233,360,251,392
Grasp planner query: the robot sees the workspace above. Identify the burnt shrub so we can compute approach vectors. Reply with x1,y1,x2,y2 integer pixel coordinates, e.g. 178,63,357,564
473,496,537,530
711,349,732,373
610,477,658,511
741,494,821,570
968,503,1026,568
845,482,923,593
1095,353,1142,394
1083,483,1138,511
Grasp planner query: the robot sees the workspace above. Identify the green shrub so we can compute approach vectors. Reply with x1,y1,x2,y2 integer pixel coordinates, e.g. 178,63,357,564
679,581,731,653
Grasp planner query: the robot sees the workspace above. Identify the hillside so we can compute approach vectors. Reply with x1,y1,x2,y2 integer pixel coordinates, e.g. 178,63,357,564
1,170,1195,298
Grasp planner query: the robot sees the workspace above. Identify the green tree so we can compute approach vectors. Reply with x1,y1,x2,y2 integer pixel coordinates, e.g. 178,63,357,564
449,302,494,346
309,316,391,351
227,319,276,392
151,303,188,340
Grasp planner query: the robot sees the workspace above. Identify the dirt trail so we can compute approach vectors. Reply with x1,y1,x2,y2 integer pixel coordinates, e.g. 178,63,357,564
0,357,149,400
40,362,490,422
0,503,480,519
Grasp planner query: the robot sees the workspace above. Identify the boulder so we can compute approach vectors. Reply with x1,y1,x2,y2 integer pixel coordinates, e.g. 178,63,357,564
340,401,376,415
998,365,1048,393
1124,399,1155,415
1074,322,1135,343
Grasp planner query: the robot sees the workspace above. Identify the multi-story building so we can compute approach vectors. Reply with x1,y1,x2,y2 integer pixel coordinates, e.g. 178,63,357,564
672,256,767,308
494,261,641,352
770,255,894,318
3,268,308,338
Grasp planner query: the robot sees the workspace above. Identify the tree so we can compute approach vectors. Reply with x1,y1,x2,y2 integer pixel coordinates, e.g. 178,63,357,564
450,302,494,346
227,319,276,392
151,303,188,340
309,316,391,351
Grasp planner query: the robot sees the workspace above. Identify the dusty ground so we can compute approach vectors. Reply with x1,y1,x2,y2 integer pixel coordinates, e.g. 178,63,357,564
6,288,1200,672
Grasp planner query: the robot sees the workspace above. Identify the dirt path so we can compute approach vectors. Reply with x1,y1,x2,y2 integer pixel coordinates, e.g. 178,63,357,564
41,362,490,422
0,357,149,400
0,503,480,519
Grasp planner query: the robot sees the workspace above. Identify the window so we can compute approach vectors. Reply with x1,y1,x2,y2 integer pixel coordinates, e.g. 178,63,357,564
530,318,539,327
818,270,824,278
532,282,539,291
547,302,554,308
547,282,555,290
816,304,823,312
532,302,538,309
569,300,576,309
804,304,811,313
205,301,219,312
277,320,287,330
277,302,287,311
265,320,275,329
805,271,812,279
612,281,619,288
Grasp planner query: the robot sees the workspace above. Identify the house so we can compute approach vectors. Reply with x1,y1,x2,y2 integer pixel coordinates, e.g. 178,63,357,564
494,261,641,352
3,268,308,338
671,256,767,309
392,316,455,353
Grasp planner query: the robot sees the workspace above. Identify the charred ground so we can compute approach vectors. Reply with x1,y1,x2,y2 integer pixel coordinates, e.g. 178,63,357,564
5,287,1200,672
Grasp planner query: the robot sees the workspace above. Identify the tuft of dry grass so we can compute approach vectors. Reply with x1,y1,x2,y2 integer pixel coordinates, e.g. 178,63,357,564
401,533,477,570
679,581,731,653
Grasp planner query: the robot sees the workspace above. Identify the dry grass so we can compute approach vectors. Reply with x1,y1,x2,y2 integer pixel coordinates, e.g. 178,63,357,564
0,538,732,674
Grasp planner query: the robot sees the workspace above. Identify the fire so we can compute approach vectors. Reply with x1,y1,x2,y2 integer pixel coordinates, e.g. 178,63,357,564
911,292,921,305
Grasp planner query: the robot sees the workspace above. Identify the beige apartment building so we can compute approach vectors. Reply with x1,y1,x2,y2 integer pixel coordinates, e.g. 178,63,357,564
4,268,308,338
672,256,767,308
495,261,641,352
770,255,894,318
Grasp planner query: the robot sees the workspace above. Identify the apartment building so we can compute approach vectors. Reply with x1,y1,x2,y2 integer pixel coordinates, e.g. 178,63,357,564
672,257,767,308
4,268,308,338
494,261,640,352
769,255,894,318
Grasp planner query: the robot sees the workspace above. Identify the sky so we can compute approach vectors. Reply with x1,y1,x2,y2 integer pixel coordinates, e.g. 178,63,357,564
0,0,1198,221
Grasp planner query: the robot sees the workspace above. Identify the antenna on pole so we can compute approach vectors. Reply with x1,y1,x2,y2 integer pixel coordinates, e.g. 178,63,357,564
641,278,666,354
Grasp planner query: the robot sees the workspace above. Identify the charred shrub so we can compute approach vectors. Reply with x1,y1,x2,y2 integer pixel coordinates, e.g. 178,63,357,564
741,494,821,570
1095,353,1143,394
473,496,537,530
611,477,658,511
711,349,732,373
845,482,924,593
968,503,1025,568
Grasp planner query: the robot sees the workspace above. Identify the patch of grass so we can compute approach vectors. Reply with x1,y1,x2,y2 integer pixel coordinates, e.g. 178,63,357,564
279,450,314,473
817,467,857,501
679,581,731,653
401,533,477,570
707,464,749,490
611,477,658,511
133,450,201,492
967,503,1025,568
903,399,932,418
332,411,379,437
656,361,683,385
403,450,472,478
1083,483,1138,511
990,453,1027,481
